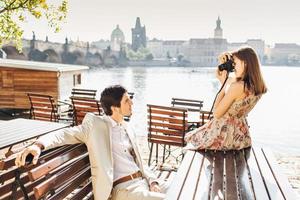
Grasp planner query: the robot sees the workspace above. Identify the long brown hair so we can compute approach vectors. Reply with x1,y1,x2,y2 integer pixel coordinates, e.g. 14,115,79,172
232,47,267,95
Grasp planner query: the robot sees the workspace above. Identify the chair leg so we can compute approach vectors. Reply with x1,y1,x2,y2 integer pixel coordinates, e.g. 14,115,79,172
148,143,154,166
163,144,166,164
156,143,158,166
167,145,171,158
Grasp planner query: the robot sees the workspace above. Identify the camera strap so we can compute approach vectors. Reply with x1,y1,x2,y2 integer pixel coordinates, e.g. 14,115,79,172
207,73,229,120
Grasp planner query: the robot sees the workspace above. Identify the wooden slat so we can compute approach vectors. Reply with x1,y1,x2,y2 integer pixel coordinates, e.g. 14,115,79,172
148,139,183,147
149,134,183,143
246,148,270,199
148,109,187,117
74,106,100,113
71,97,102,125
47,167,91,200
252,147,285,200
148,115,186,124
235,149,255,199
210,151,225,199
71,88,97,100
150,121,185,130
166,151,195,200
31,107,54,112
0,146,75,199
73,101,100,107
171,98,203,103
224,151,239,200
178,151,205,200
149,127,183,136
32,112,57,119
28,144,87,181
33,154,90,199
194,151,214,200
148,104,188,112
262,148,297,200
69,181,93,200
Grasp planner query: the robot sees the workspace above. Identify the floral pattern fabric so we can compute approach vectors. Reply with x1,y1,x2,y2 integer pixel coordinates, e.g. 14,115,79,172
185,94,261,150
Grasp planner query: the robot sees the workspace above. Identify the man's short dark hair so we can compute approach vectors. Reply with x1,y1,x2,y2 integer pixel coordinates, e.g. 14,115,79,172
100,85,127,116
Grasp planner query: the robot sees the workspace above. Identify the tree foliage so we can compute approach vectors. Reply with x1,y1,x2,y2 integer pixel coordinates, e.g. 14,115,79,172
127,47,153,61
0,0,68,51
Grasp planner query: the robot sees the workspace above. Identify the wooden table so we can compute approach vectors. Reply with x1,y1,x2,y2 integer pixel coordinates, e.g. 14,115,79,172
166,147,297,200
0,118,69,149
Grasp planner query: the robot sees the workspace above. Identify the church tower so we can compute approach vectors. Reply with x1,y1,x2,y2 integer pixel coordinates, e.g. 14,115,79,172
131,17,146,51
214,16,223,39
111,25,125,51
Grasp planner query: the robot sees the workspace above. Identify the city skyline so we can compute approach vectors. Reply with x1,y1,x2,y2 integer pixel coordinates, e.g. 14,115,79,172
20,0,300,46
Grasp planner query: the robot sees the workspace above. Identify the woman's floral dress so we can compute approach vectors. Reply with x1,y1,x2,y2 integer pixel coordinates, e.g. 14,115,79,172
185,93,261,150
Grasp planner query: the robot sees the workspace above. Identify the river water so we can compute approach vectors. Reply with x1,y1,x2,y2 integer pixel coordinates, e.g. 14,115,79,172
81,66,300,155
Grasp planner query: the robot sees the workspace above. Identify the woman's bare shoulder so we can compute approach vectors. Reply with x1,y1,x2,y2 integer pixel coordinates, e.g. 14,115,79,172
228,81,245,99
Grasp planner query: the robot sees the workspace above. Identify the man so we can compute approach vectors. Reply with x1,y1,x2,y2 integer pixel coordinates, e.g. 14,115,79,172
15,85,168,200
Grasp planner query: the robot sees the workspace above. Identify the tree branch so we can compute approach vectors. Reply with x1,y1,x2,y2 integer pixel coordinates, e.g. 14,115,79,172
0,0,30,14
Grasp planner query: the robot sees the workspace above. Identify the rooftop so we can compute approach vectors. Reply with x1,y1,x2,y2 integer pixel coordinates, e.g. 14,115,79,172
0,59,89,72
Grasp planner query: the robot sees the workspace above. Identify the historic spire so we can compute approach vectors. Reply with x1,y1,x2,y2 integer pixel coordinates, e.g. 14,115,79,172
131,17,146,51
214,16,223,39
135,17,141,28
216,16,221,29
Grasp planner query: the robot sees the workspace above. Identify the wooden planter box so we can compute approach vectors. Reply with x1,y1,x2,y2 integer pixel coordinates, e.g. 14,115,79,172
0,59,89,110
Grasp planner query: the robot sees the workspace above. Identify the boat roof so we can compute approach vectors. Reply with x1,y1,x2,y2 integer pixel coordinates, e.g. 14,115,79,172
0,58,89,72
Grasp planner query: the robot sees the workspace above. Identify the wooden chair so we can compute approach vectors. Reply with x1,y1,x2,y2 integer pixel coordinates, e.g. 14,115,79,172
171,98,204,129
0,144,93,200
147,104,188,166
199,110,213,127
71,97,102,125
171,98,203,112
59,88,97,123
71,88,97,99
28,93,58,122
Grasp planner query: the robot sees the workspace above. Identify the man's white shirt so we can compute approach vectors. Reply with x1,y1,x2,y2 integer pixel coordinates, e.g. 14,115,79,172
108,117,140,181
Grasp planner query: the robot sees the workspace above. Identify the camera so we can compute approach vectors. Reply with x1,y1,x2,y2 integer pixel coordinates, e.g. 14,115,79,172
218,54,234,72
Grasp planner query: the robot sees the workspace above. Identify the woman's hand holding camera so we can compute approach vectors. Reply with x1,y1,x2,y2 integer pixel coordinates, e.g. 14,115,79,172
216,69,227,84
216,52,231,84
218,52,232,64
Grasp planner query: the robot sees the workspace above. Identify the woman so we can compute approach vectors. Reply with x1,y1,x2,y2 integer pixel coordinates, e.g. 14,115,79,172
185,47,267,150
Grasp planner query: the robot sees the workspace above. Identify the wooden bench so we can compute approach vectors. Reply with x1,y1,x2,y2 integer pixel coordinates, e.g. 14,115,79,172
0,119,91,200
166,146,297,200
0,144,93,200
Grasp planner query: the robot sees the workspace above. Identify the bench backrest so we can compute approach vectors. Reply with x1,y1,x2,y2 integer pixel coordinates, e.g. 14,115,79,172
0,144,93,200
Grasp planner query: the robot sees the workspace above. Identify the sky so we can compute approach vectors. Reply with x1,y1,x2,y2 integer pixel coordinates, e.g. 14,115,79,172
21,0,300,46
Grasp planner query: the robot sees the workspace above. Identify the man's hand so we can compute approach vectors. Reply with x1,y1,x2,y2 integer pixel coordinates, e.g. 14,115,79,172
150,182,161,193
15,144,42,167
